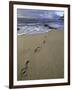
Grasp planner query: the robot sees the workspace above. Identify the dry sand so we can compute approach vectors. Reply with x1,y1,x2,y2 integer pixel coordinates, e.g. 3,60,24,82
17,30,64,80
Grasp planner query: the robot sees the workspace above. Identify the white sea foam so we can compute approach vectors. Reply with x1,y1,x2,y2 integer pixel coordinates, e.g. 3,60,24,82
17,25,50,35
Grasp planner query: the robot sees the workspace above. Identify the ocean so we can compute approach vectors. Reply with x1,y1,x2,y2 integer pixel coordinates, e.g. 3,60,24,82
17,19,64,35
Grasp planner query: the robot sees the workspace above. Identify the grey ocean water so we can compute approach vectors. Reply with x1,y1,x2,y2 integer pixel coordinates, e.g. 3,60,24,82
17,19,64,35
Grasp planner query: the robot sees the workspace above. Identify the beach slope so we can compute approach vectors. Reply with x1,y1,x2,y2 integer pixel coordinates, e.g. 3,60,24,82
17,30,64,80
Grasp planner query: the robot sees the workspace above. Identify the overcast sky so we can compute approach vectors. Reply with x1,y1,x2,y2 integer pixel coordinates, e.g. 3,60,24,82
17,9,64,19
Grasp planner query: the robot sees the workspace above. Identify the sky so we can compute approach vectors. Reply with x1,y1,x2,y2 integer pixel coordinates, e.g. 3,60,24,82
55,11,64,16
17,9,64,19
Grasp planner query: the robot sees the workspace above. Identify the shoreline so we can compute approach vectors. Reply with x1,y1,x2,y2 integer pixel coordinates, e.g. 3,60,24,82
17,29,63,36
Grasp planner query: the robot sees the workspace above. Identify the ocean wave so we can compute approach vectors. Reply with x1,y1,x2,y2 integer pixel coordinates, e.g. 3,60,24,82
17,22,64,35
17,25,50,35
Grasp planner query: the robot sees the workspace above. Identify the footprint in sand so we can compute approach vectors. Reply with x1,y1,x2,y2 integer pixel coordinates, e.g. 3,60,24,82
20,60,30,79
42,35,48,45
34,46,41,53
43,40,46,44
34,40,46,54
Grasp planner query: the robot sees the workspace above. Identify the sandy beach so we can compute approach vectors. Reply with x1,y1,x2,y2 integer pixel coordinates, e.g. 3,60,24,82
17,29,64,80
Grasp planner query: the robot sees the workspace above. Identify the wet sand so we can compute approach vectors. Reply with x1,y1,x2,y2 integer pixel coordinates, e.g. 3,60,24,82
17,30,64,80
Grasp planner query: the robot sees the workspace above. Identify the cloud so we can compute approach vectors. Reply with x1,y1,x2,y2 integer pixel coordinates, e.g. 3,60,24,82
55,11,64,16
17,9,63,19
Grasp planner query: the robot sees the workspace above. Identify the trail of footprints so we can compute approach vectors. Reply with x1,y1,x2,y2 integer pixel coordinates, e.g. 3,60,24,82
20,35,47,80
20,60,30,79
